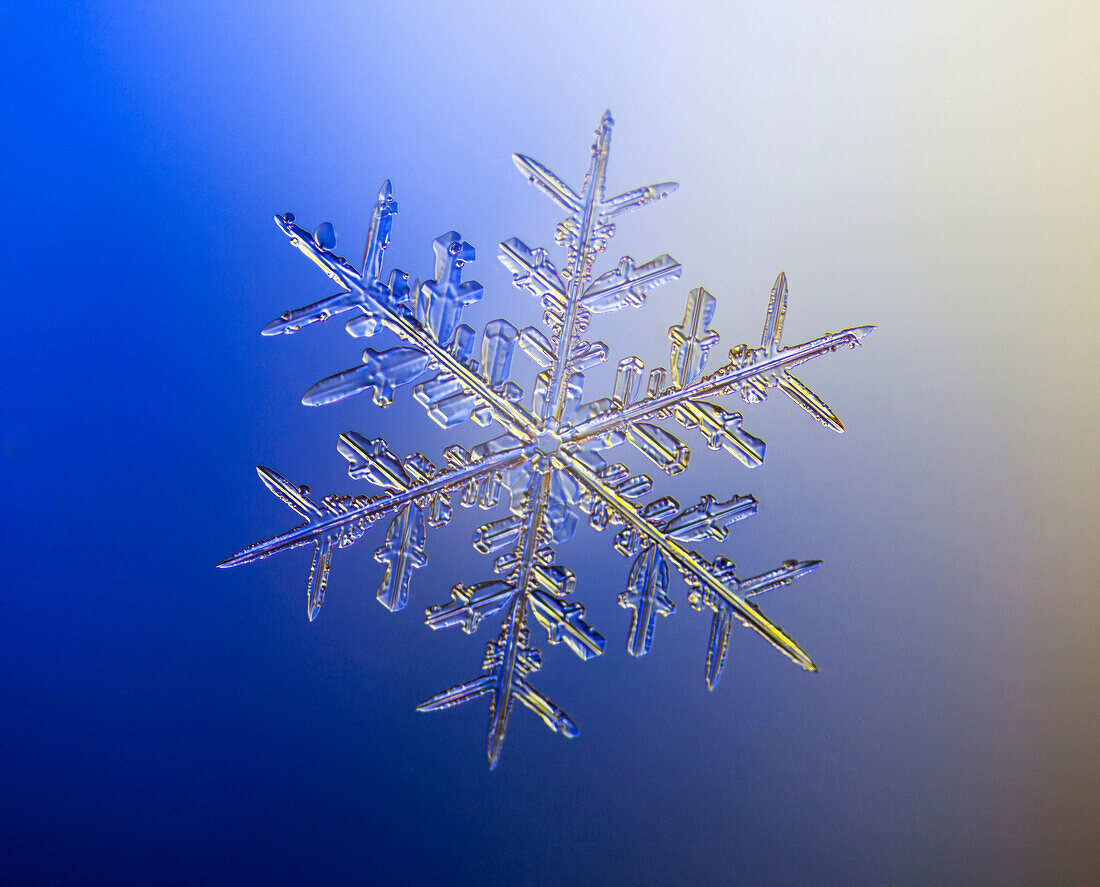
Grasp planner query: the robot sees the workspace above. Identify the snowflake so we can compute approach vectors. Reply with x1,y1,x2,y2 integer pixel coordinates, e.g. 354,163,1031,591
219,112,873,768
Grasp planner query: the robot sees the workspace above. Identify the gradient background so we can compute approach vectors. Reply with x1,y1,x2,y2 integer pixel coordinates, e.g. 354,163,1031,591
3,2,1098,884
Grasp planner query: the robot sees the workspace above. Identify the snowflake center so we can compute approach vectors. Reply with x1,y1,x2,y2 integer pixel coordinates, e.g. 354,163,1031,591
535,429,562,457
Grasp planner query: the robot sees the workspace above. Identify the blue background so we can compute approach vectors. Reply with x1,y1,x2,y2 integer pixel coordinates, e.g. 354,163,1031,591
4,2,1098,884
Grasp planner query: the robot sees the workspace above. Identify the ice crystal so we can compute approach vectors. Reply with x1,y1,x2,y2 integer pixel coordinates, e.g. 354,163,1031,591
220,112,873,768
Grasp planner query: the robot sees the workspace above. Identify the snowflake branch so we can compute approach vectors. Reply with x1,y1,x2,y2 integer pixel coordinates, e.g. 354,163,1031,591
516,112,678,428
419,457,579,769
559,449,818,671
217,443,531,570
485,464,551,767
272,213,540,441
537,116,612,426
563,325,874,447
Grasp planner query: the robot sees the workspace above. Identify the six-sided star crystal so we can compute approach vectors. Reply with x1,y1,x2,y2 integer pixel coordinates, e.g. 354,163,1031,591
220,112,873,768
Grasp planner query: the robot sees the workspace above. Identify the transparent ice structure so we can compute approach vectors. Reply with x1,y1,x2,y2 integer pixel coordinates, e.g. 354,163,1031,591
220,113,873,768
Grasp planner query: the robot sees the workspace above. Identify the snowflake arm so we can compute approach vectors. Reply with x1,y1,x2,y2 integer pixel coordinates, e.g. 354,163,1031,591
217,439,531,619
510,110,681,427
566,310,874,448
264,188,541,441
417,460,586,769
561,449,818,671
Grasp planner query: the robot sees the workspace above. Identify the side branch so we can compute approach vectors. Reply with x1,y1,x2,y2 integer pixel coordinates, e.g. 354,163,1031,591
382,301,541,440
